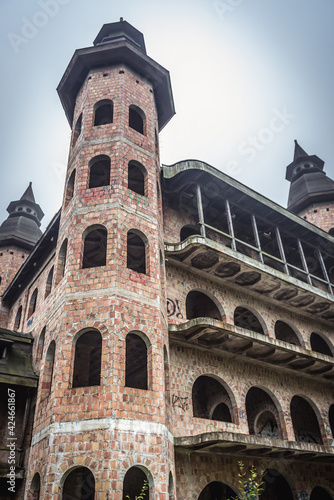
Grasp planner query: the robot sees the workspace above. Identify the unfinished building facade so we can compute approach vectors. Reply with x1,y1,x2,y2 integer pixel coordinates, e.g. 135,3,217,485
0,19,333,500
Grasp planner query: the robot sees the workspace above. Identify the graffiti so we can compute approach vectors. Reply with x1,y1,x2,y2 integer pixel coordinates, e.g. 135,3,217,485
295,431,317,444
206,422,219,433
259,421,279,439
167,298,183,319
172,395,188,412
299,491,308,500
238,409,246,419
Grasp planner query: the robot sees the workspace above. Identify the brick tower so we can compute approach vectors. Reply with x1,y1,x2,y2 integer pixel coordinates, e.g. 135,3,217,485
24,19,175,499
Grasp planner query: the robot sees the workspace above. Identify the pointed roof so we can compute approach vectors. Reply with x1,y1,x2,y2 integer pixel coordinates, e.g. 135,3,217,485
293,139,309,161
0,184,44,250
285,140,324,182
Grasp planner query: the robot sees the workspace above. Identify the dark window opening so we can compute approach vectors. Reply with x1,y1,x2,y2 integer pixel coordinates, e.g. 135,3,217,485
310,332,333,357
89,155,110,188
94,99,113,126
72,113,82,145
123,467,150,500
83,227,107,268
28,288,38,317
275,321,301,346
128,161,146,196
127,231,146,274
45,266,54,298
41,341,55,399
310,487,333,500
246,387,280,438
261,470,294,500
329,404,334,437
180,225,201,242
129,105,145,134
30,472,41,500
291,395,323,444
65,169,76,206
234,306,265,334
57,239,68,283
186,291,222,320
73,331,102,388
14,306,22,331
192,375,233,422
37,326,46,362
198,482,236,500
125,333,148,390
62,467,95,500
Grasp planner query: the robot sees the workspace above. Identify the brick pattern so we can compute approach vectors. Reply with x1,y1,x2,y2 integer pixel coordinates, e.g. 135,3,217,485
299,201,334,232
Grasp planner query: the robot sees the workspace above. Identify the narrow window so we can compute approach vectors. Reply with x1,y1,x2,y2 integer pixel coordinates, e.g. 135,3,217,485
129,105,145,134
57,239,68,282
28,288,38,317
45,266,54,298
127,230,147,274
65,169,76,206
41,341,55,399
37,326,46,362
128,161,146,196
94,99,113,126
125,333,148,390
73,330,102,388
72,113,82,145
62,467,95,500
14,306,22,331
83,226,107,268
89,155,110,188
30,472,41,500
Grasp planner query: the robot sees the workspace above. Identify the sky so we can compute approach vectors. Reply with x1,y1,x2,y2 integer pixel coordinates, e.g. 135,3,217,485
1,0,334,230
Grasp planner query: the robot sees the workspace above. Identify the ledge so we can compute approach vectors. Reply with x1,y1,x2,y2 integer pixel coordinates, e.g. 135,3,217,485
169,318,334,381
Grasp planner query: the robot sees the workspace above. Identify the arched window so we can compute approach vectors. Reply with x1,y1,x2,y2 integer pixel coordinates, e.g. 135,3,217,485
180,225,201,242
65,169,76,206
28,288,38,317
310,487,334,500
246,387,281,439
129,105,145,134
37,326,46,362
62,467,95,500
186,291,222,320
329,404,334,437
192,375,233,423
168,472,175,500
45,266,54,298
125,333,148,390
29,472,41,500
290,395,323,444
14,306,22,331
57,239,68,283
128,160,146,196
261,470,294,500
73,330,102,388
274,320,301,346
127,230,147,274
83,226,107,269
198,482,237,500
123,466,151,500
310,332,333,357
234,306,265,334
89,155,110,188
41,341,55,399
72,113,82,145
94,99,113,126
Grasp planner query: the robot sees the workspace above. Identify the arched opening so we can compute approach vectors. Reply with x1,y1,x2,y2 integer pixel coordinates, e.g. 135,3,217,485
129,105,145,134
234,306,265,334
192,375,233,422
57,239,68,282
198,481,236,500
127,230,146,274
290,395,323,444
168,471,174,499
28,288,38,317
72,113,82,146
94,99,113,126
164,346,170,422
310,487,334,500
261,469,294,500
310,332,333,357
62,467,95,500
41,341,55,399
83,226,107,269
123,466,151,500
65,169,76,206
29,472,41,500
45,266,54,298
125,333,148,390
73,330,102,388
14,306,22,331
88,155,110,188
128,160,146,196
37,326,46,362
329,404,334,436
186,291,222,321
245,387,281,438
274,320,301,345
180,225,201,242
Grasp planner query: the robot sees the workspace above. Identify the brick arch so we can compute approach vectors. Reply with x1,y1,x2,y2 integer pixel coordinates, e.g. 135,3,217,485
290,393,325,444
185,288,225,321
274,318,304,346
178,281,226,322
309,331,334,357
58,458,100,489
120,460,156,499
193,475,240,500
233,304,268,336
261,468,297,499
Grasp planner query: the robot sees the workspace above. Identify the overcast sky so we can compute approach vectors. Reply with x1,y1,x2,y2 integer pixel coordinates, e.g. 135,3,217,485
1,0,334,230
